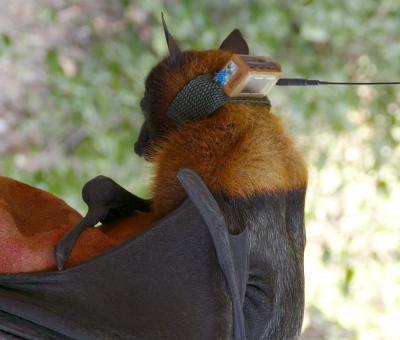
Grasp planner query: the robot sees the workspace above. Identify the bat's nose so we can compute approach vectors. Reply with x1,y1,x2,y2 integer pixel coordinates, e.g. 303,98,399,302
134,140,143,156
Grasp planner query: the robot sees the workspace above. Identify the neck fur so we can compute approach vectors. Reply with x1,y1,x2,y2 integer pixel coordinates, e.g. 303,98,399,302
150,104,307,217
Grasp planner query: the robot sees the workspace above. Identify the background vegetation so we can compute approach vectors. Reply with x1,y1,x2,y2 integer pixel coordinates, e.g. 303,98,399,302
0,0,399,338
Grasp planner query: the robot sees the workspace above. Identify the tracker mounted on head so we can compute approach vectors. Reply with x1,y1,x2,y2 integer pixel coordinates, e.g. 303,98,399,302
134,13,271,160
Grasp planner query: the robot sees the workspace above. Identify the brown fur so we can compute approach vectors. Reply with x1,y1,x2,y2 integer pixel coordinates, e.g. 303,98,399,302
140,49,307,217
151,104,308,217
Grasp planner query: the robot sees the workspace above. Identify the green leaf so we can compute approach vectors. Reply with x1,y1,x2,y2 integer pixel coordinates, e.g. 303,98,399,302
342,266,355,296
46,48,63,73
1,33,11,47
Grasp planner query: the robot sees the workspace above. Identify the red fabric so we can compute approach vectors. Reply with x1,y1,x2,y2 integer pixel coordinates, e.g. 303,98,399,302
0,176,119,273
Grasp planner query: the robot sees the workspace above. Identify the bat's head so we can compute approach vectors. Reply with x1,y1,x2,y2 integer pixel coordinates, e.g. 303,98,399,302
134,14,249,160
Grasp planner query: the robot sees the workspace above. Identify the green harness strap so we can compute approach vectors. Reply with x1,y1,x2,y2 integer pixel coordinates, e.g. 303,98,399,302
166,74,271,124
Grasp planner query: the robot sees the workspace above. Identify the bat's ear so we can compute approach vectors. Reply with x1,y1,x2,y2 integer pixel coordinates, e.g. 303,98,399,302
161,12,182,62
219,29,249,55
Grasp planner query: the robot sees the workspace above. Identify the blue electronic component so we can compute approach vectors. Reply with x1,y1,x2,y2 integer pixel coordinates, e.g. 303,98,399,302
214,61,239,86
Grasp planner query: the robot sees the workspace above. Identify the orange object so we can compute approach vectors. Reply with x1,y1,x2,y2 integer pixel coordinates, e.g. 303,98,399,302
219,54,281,97
0,176,153,273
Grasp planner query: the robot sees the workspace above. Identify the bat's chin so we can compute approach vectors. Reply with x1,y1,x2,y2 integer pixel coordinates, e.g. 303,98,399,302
143,152,154,162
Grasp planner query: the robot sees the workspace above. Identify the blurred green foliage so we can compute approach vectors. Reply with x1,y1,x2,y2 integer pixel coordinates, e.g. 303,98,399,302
0,1,399,339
